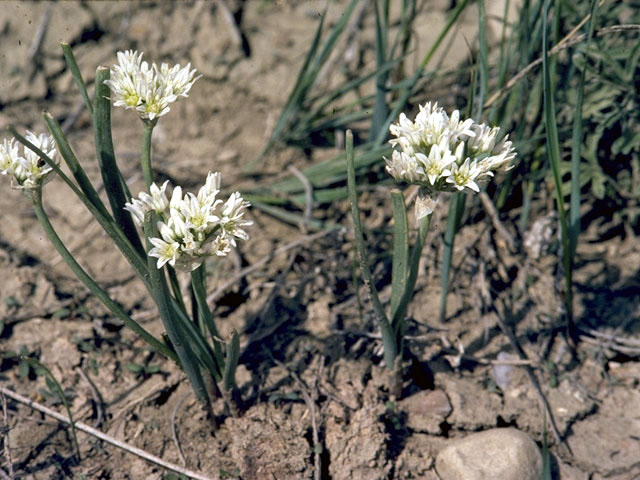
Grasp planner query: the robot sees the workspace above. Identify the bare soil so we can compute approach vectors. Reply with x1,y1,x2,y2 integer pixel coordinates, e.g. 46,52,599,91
0,2,638,479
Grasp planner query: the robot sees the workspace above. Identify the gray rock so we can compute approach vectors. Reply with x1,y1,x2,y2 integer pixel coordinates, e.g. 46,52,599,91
399,389,452,434
435,428,542,480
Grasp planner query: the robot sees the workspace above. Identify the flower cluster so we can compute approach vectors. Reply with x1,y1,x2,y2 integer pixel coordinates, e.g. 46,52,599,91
125,173,252,271
0,132,57,190
104,50,200,122
386,102,516,194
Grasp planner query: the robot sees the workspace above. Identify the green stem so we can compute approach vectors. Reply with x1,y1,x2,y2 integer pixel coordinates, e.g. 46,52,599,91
141,123,155,188
190,264,224,370
345,130,397,368
30,190,177,362
167,266,187,313
143,213,210,406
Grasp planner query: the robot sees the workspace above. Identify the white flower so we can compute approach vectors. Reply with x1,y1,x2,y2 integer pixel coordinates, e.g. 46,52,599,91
130,172,252,271
124,180,169,227
446,158,484,193
0,131,57,190
385,150,425,184
105,50,201,122
420,140,456,186
219,192,252,242
148,236,180,268
387,101,517,195
139,180,169,213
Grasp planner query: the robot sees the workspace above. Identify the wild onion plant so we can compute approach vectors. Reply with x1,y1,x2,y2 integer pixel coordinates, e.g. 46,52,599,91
0,46,251,415
347,102,516,383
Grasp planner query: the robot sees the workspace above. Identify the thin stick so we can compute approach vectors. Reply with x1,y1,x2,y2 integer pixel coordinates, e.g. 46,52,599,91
0,387,217,480
207,227,340,306
1,394,13,480
171,393,190,467
479,192,516,252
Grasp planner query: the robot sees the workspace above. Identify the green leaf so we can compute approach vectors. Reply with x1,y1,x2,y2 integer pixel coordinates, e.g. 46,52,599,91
93,67,145,257
390,191,408,321
223,330,240,392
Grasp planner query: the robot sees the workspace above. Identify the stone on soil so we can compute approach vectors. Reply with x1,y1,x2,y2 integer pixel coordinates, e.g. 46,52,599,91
435,428,542,480
399,389,452,434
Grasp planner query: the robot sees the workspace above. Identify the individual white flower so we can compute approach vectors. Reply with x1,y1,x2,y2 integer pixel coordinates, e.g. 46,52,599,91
105,50,200,122
219,192,252,242
210,235,232,257
446,158,484,193
124,180,169,226
385,150,425,184
197,172,221,206
149,237,180,268
420,140,456,187
156,62,200,99
139,180,169,213
178,193,219,235
0,132,57,190
123,197,147,226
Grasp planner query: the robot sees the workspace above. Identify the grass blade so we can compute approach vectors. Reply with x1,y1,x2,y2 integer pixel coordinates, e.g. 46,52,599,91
542,0,575,340
369,0,390,140
374,0,472,147
257,0,360,163
569,0,598,260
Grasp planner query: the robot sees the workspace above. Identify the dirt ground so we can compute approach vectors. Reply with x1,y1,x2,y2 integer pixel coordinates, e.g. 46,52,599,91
0,1,638,479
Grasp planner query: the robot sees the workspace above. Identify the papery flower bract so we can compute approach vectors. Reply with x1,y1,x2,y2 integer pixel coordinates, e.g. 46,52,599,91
0,131,57,191
128,173,252,271
387,101,516,195
105,50,201,122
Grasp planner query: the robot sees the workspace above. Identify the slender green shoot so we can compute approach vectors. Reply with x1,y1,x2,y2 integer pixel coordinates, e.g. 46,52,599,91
542,0,575,340
21,357,81,460
60,42,93,115
346,130,397,367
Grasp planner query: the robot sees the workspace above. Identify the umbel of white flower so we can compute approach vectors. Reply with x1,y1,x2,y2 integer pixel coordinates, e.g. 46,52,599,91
104,50,200,122
0,132,57,190
125,172,252,271
386,102,516,195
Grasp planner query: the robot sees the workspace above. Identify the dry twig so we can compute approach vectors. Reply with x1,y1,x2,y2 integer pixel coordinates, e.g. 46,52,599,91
170,393,191,468
0,387,216,480
1,394,13,480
